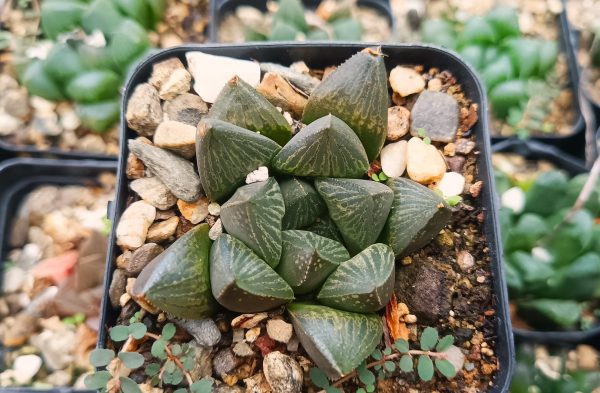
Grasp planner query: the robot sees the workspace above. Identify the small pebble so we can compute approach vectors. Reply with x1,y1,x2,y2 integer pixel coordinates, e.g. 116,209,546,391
476,276,486,283
116,201,156,250
177,197,209,224
386,106,410,141
209,219,223,240
245,327,261,343
263,351,303,393
266,319,293,344
208,202,221,216
380,140,407,178
246,166,269,184
233,341,254,357
436,172,465,197
389,66,425,97
501,187,525,214
146,216,179,243
457,250,475,272
13,354,42,384
406,137,446,185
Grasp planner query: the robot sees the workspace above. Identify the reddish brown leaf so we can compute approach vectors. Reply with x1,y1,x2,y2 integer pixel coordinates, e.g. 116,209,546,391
385,293,409,341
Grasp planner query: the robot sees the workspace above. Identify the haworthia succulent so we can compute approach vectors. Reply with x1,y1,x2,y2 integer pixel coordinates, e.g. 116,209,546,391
287,303,382,379
276,230,349,295
196,118,281,202
381,178,452,257
315,178,393,255
302,47,388,161
210,234,294,312
220,178,285,267
131,224,215,319
280,178,326,229
317,243,395,312
208,76,292,146
272,114,369,178
304,215,344,243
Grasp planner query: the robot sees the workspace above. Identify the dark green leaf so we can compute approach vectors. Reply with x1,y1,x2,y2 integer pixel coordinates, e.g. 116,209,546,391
399,355,413,372
280,178,326,230
120,377,142,393
90,348,115,367
459,17,496,45
81,0,126,35
435,358,457,379
481,55,513,90
524,171,569,215
518,299,583,330
420,19,457,49
366,384,375,393
371,348,383,360
436,335,454,352
417,355,434,381
269,21,301,41
487,5,519,39
395,339,409,353
310,367,331,389
489,79,528,119
382,347,392,356
44,43,87,83
326,387,342,393
84,371,112,389
420,327,439,351
113,0,153,29
107,19,150,71
458,45,485,70
118,352,145,369
505,38,541,78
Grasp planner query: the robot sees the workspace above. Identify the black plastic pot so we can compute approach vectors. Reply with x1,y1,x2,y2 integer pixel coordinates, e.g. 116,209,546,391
0,139,117,161
0,157,116,393
208,0,393,43
490,10,587,160
492,138,600,345
98,42,514,392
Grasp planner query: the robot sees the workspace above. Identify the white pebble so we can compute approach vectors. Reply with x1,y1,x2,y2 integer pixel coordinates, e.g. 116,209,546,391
380,140,407,178
246,166,269,184
532,247,552,263
501,187,525,214
13,355,42,385
209,219,223,240
208,202,221,216
436,172,465,197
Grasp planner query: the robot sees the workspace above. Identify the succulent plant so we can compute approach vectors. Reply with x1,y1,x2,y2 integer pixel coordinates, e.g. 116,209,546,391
20,0,163,132
131,48,453,377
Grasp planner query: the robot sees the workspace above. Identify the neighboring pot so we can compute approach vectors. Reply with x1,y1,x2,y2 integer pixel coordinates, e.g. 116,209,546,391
0,140,117,161
0,157,116,393
492,138,600,344
208,0,394,43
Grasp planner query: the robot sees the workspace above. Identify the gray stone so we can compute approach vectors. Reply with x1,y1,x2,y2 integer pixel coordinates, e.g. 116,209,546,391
163,93,208,127
213,348,241,376
130,177,177,210
126,243,164,275
109,269,127,307
410,90,459,143
189,343,213,380
213,385,244,393
176,318,222,347
263,351,302,393
129,140,203,202
395,258,452,325
125,83,162,137
446,155,466,173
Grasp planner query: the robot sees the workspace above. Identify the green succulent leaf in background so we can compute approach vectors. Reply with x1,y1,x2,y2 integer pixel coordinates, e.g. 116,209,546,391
131,224,215,319
81,0,126,36
317,243,395,313
273,0,308,33
196,118,281,201
302,48,388,161
517,299,583,330
276,230,349,295
45,43,88,83
315,178,393,254
269,21,301,41
279,178,326,230
220,178,285,267
486,5,520,39
489,79,528,119
40,0,87,39
382,178,452,257
210,234,294,312
420,19,457,49
332,18,363,41
208,76,292,146
287,303,382,379
459,16,496,45
66,70,121,103
21,60,67,101
76,99,121,133
108,19,151,71
548,252,600,301
524,170,569,215
546,209,594,267
114,0,154,29
272,114,369,178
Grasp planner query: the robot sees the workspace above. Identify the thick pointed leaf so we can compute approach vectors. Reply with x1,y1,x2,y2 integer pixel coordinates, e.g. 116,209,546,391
517,299,582,330
107,19,150,72
40,0,86,39
287,303,382,379
315,178,393,254
210,234,294,312
220,178,284,267
382,178,452,257
280,178,326,229
81,0,126,36
76,100,120,133
197,118,281,201
66,70,121,103
273,114,369,177
302,48,388,161
45,43,87,83
132,224,215,319
209,76,292,145
273,0,308,32
21,61,66,101
276,230,349,294
317,243,395,312
304,215,344,243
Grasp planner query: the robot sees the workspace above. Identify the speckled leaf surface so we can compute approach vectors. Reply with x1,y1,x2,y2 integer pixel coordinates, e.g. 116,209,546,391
208,76,292,146
132,224,215,319
304,215,344,243
315,178,393,254
276,230,349,295
220,178,284,267
280,178,326,229
196,118,281,202
272,114,369,178
210,234,294,313
302,48,388,161
381,178,452,257
317,243,395,312
287,303,382,379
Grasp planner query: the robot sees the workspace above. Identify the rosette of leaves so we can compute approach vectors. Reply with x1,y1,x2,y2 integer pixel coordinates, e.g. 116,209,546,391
420,5,559,135
20,0,164,132
126,48,456,381
239,0,363,42
499,169,600,330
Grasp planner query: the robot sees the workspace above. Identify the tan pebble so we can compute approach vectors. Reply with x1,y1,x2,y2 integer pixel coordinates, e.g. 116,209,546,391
428,78,442,91
387,106,410,141
158,68,192,100
208,202,221,216
389,66,425,97
457,250,475,272
266,319,293,344
116,201,156,249
257,72,307,118
476,276,486,283
402,256,412,265
146,216,179,243
154,120,196,159
470,181,483,198
149,58,186,90
406,137,447,185
232,312,269,329
125,83,162,137
119,292,131,307
576,345,599,370
245,327,261,343
444,143,456,156
404,314,417,324
177,197,209,224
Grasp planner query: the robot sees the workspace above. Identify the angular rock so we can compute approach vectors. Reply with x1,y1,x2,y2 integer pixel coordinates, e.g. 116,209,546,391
163,93,208,126
246,166,269,184
178,196,209,224
0,112,23,136
125,83,162,136
266,319,293,344
256,72,308,118
233,341,254,357
260,62,319,94
153,120,196,159
395,258,452,325
130,177,177,210
158,68,192,100
189,343,213,380
196,118,281,202
149,58,187,90
186,51,261,103
387,106,410,141
263,351,303,393
380,140,407,178
455,138,476,155
406,137,447,185
389,66,425,97
109,268,127,307
126,243,164,275
146,216,179,243
116,200,156,249
129,139,203,202
213,348,241,376
126,153,145,179
446,155,466,173
175,318,222,347
208,219,223,240
410,91,459,143
437,172,465,197
279,178,326,230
